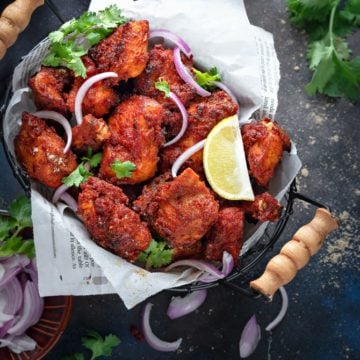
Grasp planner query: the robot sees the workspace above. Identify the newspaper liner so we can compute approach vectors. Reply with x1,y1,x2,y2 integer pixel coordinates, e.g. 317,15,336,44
3,0,302,309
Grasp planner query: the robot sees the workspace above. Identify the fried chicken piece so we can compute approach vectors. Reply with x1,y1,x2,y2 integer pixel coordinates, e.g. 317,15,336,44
72,114,111,153
134,168,219,248
172,242,203,260
28,66,73,115
99,95,165,184
238,192,282,222
133,44,196,109
15,112,77,188
78,177,152,262
204,207,245,261
89,20,149,81
160,91,238,175
242,118,291,188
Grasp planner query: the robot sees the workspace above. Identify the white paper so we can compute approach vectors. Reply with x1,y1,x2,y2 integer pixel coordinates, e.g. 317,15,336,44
2,0,301,309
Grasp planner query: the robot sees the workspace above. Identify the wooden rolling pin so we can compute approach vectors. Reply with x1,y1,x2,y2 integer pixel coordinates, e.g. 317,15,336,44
250,208,339,299
0,0,44,59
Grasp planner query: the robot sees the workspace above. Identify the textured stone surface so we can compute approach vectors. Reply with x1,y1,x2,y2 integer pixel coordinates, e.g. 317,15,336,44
0,1,359,359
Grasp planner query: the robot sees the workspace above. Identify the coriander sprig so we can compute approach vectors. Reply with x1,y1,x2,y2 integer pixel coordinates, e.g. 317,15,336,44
287,0,360,101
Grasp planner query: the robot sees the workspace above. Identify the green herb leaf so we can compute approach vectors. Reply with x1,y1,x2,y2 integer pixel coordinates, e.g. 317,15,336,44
155,79,171,98
137,239,173,269
82,152,103,168
9,196,32,229
0,236,35,258
110,159,136,179
82,331,120,360
63,163,92,187
0,216,17,241
62,353,85,360
43,5,126,77
193,67,221,89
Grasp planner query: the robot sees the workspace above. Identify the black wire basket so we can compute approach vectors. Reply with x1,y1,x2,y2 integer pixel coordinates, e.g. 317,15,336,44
0,0,331,299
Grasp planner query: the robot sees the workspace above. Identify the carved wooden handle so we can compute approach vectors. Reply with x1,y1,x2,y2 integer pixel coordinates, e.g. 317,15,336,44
0,0,44,59
250,208,339,299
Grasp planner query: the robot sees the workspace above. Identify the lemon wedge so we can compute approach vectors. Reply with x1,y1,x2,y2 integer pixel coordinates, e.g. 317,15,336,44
203,115,254,201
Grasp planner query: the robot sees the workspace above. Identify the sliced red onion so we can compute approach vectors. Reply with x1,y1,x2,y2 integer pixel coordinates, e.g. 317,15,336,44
163,92,188,147
34,111,72,154
142,302,182,352
0,276,23,320
265,286,288,332
1,255,30,270
239,314,261,358
167,289,207,320
7,280,43,336
199,251,234,283
52,183,70,204
171,139,205,177
59,192,78,213
0,264,22,288
149,29,192,57
0,334,37,353
74,72,118,125
173,47,211,97
23,259,38,284
165,259,223,279
211,81,239,109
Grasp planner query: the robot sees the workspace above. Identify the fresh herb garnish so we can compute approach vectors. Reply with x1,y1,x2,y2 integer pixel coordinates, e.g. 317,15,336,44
193,67,221,89
110,159,136,179
155,79,171,98
43,5,126,77
287,0,360,101
137,239,173,269
62,151,102,187
0,196,35,259
82,330,121,360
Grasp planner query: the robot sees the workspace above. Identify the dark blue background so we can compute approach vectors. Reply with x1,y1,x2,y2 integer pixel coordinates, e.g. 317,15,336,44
0,1,359,359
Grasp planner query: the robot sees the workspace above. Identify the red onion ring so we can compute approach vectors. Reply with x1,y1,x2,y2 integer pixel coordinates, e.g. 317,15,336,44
199,251,234,283
165,259,223,279
59,192,78,213
142,302,182,352
0,334,37,353
163,92,188,147
149,29,192,57
167,289,207,320
211,81,240,109
74,72,118,125
52,183,70,204
33,111,72,154
0,277,23,319
239,314,261,358
173,47,211,97
265,286,288,332
7,280,43,336
171,139,205,177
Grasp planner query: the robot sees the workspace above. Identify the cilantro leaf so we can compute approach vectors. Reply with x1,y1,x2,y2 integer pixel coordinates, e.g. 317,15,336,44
0,216,17,241
155,79,171,98
82,331,120,360
137,239,173,269
62,353,85,360
9,196,32,229
193,67,221,89
0,236,35,258
82,152,103,168
110,159,136,179
43,5,126,77
63,163,92,187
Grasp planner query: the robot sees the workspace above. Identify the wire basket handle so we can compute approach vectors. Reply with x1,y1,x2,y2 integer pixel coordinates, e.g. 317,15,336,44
249,207,338,299
0,0,45,59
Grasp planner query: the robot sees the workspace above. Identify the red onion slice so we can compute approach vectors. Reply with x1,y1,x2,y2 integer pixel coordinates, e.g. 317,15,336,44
0,265,21,288
142,302,182,352
165,259,223,279
211,81,239,109
0,334,37,353
59,192,78,213
34,111,72,154
167,289,207,320
0,276,23,319
171,139,205,177
199,251,234,283
149,29,192,57
163,92,188,147
239,314,261,358
74,72,118,125
173,47,211,97
52,183,70,204
265,286,288,332
7,280,43,336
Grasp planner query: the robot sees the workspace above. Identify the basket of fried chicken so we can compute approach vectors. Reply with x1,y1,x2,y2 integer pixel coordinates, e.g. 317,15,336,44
2,3,303,308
